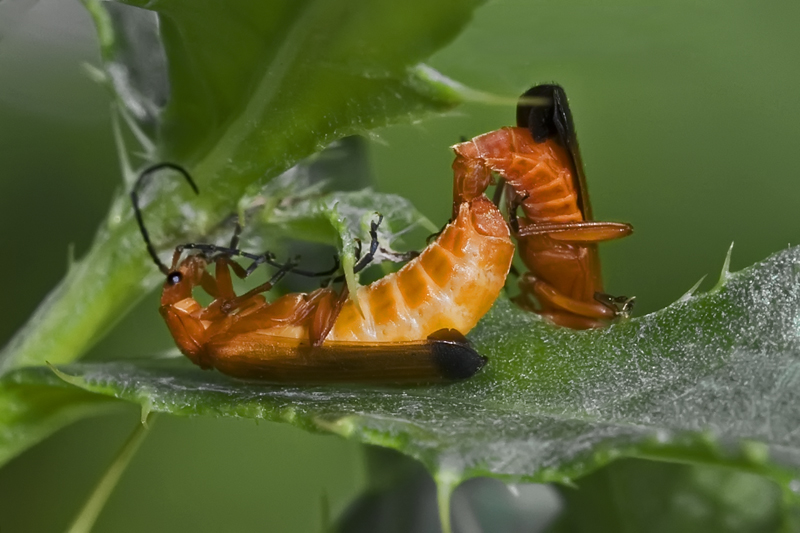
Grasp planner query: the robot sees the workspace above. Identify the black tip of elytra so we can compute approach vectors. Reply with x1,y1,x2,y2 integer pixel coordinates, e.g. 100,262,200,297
427,329,487,380
516,84,574,145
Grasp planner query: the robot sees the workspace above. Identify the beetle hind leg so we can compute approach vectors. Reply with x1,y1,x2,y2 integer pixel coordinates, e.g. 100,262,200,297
518,274,619,329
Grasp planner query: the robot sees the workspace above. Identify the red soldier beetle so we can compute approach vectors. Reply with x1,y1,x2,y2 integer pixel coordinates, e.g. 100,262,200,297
131,163,514,383
451,84,634,329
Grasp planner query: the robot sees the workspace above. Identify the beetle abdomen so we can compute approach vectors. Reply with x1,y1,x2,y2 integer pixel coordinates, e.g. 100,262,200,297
469,127,584,223
329,196,514,342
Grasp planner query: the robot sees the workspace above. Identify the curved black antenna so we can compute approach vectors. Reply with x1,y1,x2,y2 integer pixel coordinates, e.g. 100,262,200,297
130,162,199,275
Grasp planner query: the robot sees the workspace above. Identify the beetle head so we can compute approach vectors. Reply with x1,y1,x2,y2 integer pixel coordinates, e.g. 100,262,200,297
160,254,208,306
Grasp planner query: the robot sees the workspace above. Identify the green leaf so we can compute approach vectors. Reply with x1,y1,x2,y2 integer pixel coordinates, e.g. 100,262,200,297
259,178,437,251
6,246,800,494
0,375,123,465
252,167,437,300
0,0,478,374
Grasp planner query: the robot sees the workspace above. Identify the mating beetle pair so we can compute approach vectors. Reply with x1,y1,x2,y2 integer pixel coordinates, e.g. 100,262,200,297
132,84,633,384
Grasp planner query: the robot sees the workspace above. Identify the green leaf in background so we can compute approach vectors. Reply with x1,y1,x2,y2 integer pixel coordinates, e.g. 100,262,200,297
335,446,562,532
6,245,800,525
550,459,794,533
256,172,437,250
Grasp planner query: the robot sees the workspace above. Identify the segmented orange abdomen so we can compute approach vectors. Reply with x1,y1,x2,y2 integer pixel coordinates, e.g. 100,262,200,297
328,196,514,342
454,127,584,223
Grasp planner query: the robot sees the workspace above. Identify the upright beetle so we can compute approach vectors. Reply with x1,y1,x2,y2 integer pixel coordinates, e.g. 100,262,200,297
451,84,633,328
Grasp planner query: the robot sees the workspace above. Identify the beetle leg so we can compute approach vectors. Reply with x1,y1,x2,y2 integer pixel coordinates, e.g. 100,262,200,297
378,248,420,263
176,239,338,281
516,221,632,243
353,239,363,262
323,214,387,285
244,251,337,280
195,258,239,321
243,251,341,279
519,274,616,321
225,259,249,280
426,225,446,245
198,270,222,298
353,215,383,274
491,177,506,208
176,242,241,258
220,258,299,314
289,256,340,278
229,220,243,250
211,256,238,300
309,287,349,346
243,251,279,277
505,185,528,234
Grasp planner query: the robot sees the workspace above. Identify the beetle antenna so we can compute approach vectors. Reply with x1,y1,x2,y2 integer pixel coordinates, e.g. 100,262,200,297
131,162,199,275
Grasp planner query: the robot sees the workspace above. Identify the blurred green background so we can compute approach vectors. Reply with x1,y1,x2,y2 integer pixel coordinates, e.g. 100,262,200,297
1,0,799,531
